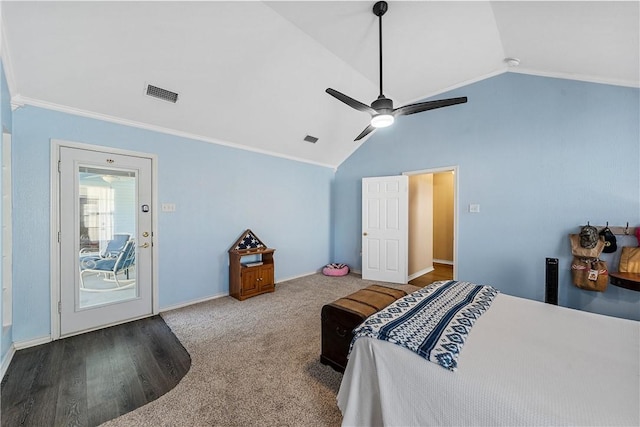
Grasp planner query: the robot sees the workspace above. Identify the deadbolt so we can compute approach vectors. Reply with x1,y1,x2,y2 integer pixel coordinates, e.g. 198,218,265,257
142,232,149,237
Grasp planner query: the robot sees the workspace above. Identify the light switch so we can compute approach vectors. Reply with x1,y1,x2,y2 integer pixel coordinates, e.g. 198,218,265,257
469,204,480,213
162,203,176,212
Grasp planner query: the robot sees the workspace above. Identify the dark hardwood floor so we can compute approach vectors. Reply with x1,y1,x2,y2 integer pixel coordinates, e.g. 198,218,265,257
1,315,191,427
409,262,454,287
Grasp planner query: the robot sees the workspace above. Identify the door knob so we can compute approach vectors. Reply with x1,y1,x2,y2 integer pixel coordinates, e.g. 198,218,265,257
363,232,368,236
140,242,150,248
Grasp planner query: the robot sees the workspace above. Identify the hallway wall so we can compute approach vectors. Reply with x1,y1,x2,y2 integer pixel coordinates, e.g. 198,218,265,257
433,172,454,263
408,174,433,276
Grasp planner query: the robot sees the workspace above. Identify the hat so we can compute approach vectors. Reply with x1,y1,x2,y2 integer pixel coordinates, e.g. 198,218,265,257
579,225,599,249
599,227,617,253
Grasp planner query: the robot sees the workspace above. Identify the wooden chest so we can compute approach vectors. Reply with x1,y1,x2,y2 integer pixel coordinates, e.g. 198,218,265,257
320,285,407,373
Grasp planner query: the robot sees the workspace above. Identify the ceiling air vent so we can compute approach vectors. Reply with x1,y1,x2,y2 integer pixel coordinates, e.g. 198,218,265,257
145,84,179,103
303,135,318,144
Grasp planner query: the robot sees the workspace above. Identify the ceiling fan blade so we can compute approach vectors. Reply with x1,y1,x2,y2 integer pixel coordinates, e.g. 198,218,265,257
394,97,468,117
355,124,376,141
326,88,377,115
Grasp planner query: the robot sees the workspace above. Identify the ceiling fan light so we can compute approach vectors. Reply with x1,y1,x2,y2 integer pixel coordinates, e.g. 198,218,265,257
371,114,394,128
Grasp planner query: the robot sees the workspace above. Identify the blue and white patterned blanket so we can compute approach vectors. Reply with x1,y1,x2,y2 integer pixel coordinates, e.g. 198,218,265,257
350,280,499,371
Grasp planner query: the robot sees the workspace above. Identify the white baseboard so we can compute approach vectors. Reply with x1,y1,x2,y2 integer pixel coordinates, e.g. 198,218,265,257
408,266,435,281
433,259,454,266
14,335,52,350
159,270,323,313
277,270,322,283
160,291,229,313
1,343,15,379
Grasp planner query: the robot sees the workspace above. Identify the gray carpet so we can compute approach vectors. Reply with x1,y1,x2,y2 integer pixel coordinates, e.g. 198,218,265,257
101,273,417,427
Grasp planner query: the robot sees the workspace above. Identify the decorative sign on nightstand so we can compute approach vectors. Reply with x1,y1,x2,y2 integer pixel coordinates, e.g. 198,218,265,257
228,229,275,301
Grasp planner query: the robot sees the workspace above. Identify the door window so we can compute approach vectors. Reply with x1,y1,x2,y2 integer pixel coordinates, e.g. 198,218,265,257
78,167,137,308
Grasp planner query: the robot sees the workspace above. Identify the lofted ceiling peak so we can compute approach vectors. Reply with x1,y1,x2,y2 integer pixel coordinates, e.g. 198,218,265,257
2,1,638,168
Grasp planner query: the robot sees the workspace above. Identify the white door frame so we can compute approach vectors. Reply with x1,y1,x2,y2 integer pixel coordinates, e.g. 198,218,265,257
50,139,159,340
2,132,13,329
403,165,458,280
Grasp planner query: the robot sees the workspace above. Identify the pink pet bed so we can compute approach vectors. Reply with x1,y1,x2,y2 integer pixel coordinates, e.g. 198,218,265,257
322,263,350,276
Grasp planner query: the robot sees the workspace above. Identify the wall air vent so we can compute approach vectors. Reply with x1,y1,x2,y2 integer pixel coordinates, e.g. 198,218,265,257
303,135,318,144
145,84,179,103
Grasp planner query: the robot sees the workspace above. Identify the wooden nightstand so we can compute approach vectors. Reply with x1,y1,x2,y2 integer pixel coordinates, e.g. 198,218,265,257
228,230,276,301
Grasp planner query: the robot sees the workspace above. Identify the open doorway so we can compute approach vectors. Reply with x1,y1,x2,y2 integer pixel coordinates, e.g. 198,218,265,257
404,167,456,286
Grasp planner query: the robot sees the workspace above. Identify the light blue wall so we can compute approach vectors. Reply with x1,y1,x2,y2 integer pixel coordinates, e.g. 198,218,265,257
334,72,640,321
11,106,333,342
6,71,640,345
1,60,12,364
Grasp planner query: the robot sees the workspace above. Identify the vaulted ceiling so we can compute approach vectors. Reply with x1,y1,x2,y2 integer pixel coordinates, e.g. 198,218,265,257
2,1,638,168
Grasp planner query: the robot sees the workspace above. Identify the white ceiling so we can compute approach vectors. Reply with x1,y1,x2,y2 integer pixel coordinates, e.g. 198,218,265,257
2,1,638,168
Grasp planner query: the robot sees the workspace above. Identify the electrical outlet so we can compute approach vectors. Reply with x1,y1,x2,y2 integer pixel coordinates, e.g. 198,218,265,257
161,203,176,212
469,204,480,213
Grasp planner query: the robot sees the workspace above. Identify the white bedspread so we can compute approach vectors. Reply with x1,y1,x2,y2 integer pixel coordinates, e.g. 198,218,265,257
337,293,640,426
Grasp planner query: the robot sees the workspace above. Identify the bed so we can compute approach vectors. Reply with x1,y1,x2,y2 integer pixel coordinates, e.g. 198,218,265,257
337,283,640,426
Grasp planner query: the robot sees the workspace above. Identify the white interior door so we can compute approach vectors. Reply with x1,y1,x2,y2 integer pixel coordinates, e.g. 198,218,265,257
362,175,408,284
59,147,153,336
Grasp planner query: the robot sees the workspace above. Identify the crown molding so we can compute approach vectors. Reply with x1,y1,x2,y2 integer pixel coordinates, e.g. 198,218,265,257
509,68,640,89
334,66,639,169
11,95,337,169
10,97,23,111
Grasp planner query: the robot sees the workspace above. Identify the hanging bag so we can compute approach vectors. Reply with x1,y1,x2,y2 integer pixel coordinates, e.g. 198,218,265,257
569,234,605,258
571,257,609,292
619,247,640,273
599,227,617,253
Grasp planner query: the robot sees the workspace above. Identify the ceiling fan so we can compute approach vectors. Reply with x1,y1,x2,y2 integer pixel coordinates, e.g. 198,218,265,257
326,1,468,141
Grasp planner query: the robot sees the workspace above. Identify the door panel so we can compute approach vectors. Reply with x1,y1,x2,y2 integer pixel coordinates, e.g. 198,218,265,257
385,240,400,271
259,265,275,291
366,239,381,270
59,147,153,336
242,269,259,296
367,199,380,228
362,175,408,284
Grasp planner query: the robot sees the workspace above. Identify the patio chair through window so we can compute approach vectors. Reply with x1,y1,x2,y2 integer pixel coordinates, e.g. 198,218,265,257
80,233,130,259
80,239,136,291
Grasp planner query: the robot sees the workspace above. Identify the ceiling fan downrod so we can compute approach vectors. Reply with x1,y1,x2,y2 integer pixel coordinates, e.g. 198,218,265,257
373,1,388,99
370,1,394,127
324,0,468,141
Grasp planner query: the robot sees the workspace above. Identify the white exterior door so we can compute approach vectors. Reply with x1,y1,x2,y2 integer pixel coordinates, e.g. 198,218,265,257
362,175,408,284
59,147,153,336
